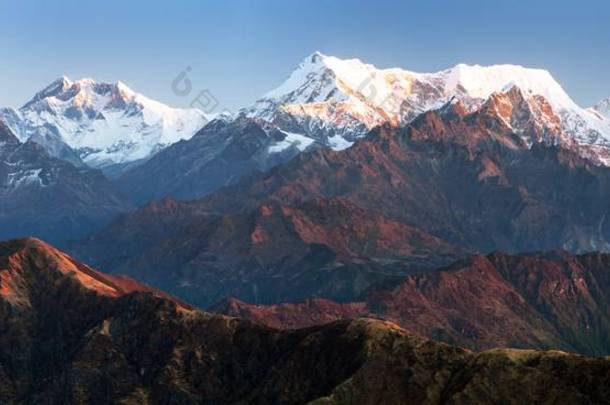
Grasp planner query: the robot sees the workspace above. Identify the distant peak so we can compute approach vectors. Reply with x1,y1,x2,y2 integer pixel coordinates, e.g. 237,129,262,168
298,51,336,70
261,52,373,101
11,236,50,250
298,52,370,72
115,80,135,91
45,76,75,93
23,77,140,109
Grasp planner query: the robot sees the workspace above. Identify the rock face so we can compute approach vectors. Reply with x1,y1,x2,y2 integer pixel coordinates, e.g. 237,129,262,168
74,87,610,307
1,238,609,404
215,251,610,356
0,122,130,244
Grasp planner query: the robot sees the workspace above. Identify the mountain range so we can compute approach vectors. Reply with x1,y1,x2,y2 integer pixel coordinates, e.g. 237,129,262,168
2,51,610,402
111,53,610,204
72,84,610,309
1,238,609,404
3,53,610,208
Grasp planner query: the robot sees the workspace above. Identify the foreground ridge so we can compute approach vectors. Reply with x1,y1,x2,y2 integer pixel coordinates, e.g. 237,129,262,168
1,238,609,404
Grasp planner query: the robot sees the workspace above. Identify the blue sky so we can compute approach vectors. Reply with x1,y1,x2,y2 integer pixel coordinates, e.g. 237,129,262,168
1,0,608,111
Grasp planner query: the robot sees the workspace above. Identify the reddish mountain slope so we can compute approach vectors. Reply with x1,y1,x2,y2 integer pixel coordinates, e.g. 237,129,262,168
200,89,610,253
215,251,610,356
0,237,189,308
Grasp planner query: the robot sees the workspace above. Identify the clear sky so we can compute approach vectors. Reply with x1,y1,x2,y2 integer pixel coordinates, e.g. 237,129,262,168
1,0,608,112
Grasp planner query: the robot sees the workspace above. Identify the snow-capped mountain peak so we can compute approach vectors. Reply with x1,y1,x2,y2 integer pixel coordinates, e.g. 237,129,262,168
244,52,410,148
245,53,610,164
2,77,211,170
262,51,381,103
259,53,577,119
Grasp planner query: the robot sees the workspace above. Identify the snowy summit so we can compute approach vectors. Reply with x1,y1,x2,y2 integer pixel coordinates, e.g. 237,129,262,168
244,52,610,162
1,77,210,169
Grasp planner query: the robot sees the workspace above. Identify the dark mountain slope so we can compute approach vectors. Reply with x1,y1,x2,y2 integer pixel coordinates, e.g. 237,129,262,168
115,117,317,205
0,121,130,244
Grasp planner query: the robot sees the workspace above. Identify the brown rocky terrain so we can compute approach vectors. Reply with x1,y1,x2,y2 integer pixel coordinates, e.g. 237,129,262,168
1,238,610,404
